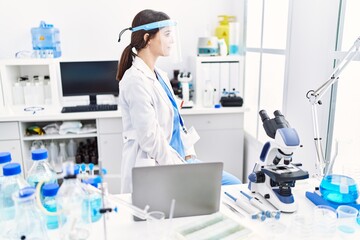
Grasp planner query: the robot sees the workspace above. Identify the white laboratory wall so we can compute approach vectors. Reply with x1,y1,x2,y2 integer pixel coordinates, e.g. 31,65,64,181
0,0,245,77
284,0,339,176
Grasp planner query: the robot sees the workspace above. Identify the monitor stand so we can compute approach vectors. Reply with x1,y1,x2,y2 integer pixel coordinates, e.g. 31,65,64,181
89,95,97,105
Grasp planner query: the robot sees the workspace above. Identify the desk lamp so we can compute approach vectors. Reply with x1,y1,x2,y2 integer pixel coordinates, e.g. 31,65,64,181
306,36,360,206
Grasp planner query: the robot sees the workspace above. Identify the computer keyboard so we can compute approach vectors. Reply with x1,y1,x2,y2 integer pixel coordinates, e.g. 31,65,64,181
61,104,118,113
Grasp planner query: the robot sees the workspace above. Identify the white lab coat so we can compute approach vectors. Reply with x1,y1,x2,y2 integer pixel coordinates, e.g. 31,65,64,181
119,56,196,193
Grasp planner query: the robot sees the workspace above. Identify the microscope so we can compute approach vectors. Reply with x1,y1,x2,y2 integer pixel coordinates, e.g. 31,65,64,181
178,72,194,108
248,110,309,213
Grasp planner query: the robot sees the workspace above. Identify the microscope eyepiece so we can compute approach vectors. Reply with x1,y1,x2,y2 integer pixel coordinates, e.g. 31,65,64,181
274,110,283,117
259,110,270,122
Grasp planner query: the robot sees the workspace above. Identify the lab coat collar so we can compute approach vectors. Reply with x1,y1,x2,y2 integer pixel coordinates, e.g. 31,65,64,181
133,56,174,118
132,56,157,82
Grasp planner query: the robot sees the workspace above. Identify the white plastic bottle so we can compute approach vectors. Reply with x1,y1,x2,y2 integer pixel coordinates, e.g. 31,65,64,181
12,82,25,105
49,141,62,173
67,139,77,159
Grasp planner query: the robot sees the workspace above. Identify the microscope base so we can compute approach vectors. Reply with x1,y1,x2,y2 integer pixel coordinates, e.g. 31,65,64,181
249,182,298,213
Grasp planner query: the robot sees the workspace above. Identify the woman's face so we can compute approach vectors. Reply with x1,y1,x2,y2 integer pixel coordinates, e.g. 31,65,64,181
149,27,174,57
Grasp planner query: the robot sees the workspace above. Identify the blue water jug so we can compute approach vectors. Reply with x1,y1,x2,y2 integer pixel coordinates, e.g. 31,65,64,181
31,21,61,58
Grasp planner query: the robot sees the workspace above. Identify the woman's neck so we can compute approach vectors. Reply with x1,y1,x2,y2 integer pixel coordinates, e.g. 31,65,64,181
137,50,158,71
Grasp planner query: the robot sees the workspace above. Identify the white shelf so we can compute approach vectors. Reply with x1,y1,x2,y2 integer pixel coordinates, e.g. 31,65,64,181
22,133,97,141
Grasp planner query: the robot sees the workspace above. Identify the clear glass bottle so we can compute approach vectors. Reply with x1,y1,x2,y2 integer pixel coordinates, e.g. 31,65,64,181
57,164,91,239
8,187,49,240
0,152,12,176
0,163,29,237
42,183,60,229
27,148,57,189
83,177,103,223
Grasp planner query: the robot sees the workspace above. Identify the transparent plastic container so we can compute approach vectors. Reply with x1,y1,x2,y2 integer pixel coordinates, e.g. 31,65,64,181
8,187,49,240
42,183,60,229
56,164,91,239
0,163,29,238
27,149,57,189
320,174,359,204
31,21,61,58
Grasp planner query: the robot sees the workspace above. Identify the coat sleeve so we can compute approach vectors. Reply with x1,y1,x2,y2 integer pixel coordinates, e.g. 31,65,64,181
121,77,184,165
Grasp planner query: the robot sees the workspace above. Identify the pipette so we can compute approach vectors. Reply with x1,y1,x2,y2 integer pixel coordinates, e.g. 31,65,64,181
240,191,281,220
88,163,95,176
224,192,266,221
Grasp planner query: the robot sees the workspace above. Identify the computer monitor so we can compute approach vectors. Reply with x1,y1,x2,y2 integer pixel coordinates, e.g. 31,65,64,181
60,60,119,105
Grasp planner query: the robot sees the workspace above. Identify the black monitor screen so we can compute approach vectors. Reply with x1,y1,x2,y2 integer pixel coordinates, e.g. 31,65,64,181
60,61,119,97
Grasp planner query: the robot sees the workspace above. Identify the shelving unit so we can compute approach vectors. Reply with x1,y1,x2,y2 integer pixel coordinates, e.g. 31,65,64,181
0,58,60,108
194,55,244,107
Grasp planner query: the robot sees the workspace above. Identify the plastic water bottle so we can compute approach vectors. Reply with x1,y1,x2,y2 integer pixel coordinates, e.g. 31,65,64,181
0,163,29,238
0,152,12,176
67,139,78,159
12,82,25,105
83,177,103,223
27,148,57,189
57,163,91,239
42,183,60,229
8,187,49,240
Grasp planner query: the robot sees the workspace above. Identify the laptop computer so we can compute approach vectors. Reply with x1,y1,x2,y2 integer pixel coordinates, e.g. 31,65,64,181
131,162,223,220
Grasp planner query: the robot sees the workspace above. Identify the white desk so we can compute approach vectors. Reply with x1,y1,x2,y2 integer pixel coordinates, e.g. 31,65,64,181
49,180,360,239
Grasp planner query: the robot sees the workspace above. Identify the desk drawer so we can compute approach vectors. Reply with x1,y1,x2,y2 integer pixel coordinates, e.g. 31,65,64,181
183,114,243,130
0,122,20,140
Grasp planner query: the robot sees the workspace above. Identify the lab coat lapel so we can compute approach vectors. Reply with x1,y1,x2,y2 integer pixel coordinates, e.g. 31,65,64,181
132,57,174,112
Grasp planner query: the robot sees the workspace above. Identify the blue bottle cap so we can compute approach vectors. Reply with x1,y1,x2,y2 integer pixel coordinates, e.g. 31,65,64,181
3,163,21,176
42,183,59,197
31,149,48,161
19,187,36,198
214,104,221,108
0,152,12,164
83,176,102,188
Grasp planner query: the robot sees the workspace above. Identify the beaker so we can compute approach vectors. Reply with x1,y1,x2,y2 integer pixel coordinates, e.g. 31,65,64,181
313,205,337,238
146,211,166,239
336,205,359,234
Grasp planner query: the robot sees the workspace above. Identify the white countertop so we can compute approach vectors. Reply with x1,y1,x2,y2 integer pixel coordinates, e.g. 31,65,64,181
0,105,248,122
47,180,360,240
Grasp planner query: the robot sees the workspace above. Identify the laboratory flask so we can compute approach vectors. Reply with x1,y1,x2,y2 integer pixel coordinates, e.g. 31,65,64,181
27,148,57,189
0,163,29,238
8,187,49,240
42,182,60,229
57,164,91,240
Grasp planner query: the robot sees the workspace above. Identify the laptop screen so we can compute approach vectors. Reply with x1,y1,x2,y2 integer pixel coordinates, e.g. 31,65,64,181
131,162,223,220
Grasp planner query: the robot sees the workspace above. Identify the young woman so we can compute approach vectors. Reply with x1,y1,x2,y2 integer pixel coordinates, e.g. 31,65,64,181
117,9,240,193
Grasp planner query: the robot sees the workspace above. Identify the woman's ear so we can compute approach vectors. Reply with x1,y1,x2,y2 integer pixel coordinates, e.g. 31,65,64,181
143,33,150,44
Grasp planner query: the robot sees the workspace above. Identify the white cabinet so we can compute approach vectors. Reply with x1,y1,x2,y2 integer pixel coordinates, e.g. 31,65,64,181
0,59,60,108
194,56,244,107
97,118,123,194
183,112,244,181
0,122,23,173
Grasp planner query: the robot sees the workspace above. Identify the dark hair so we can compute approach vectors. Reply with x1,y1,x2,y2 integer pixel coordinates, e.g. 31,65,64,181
116,9,170,81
